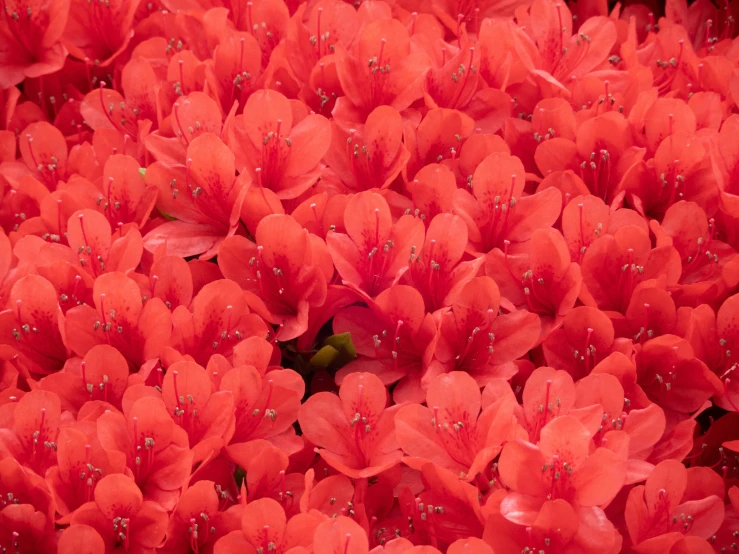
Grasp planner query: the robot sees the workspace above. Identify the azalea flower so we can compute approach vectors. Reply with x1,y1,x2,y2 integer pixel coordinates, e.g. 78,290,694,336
625,459,725,551
497,415,627,546
64,271,172,368
0,0,69,88
95,395,193,511
1,0,739,551
228,90,330,200
0,274,70,376
142,133,249,259
333,285,437,403
298,372,403,478
0,389,61,475
213,498,320,554
70,473,169,553
219,214,330,342
395,371,516,478
453,151,562,254
433,276,540,384
326,190,424,298
333,18,430,123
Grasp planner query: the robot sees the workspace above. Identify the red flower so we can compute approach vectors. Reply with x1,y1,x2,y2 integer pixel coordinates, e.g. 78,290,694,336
41,344,131,413
37,175,102,240
64,272,172,368
285,0,359,87
579,225,682,314
333,19,430,124
447,133,512,192
496,365,599,442
498,416,627,534
96,395,193,511
559,194,647,264
145,92,225,166
159,480,242,554
58,524,106,554
81,66,158,141
291,193,349,240
1,121,69,190
71,473,169,553
134,254,194,311
63,0,139,67
401,213,483,313
0,0,69,87
625,459,725,551
0,176,45,236
323,106,409,192
142,133,249,259
633,97,699,155
65,208,144,280
395,371,515,478
542,306,632,379
313,516,368,554
414,462,485,547
161,360,235,463
650,201,739,307
430,0,527,35
620,132,718,220
714,115,739,217
0,456,53,521
536,113,646,204
219,214,330,342
0,503,57,554
333,285,437,403
406,164,456,225
421,41,511,134
298,372,402,479
575,371,667,483
167,279,269,367
485,227,582,338
100,155,158,229
514,0,617,91
203,31,263,116
221,352,304,445
46,425,128,520
715,294,739,410
231,0,290,66
476,18,537,92
453,151,562,254
0,274,70,376
635,335,723,415
225,440,303,515
484,495,621,554
229,90,330,200
327,191,424,298
214,497,320,554
0,389,60,475
433,276,540,385
404,108,475,179
299,470,354,517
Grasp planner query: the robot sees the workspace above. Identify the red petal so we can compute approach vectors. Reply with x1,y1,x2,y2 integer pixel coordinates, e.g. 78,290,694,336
313,516,369,554
539,415,591,468
58,525,105,554
241,498,287,548
93,474,143,519
498,440,547,497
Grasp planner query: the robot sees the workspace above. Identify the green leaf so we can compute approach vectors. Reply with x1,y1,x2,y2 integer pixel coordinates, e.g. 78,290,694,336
157,208,176,221
324,332,356,358
138,167,146,178
310,345,340,368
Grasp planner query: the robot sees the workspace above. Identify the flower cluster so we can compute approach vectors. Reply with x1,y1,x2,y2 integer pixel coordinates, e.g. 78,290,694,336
2,0,739,552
